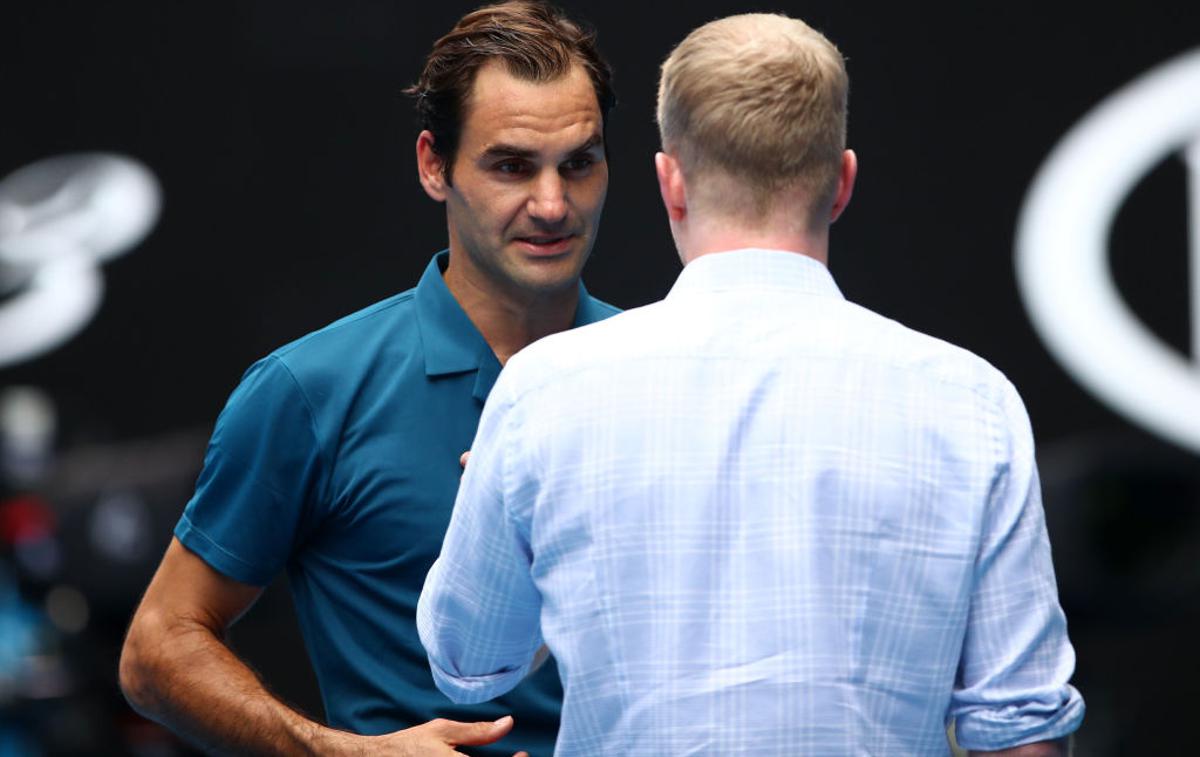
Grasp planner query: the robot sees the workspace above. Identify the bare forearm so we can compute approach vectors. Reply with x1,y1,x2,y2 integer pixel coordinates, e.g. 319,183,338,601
121,539,518,755
120,612,331,756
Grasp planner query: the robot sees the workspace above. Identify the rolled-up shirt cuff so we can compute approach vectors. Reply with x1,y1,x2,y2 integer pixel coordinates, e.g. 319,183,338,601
428,655,531,705
954,685,1085,750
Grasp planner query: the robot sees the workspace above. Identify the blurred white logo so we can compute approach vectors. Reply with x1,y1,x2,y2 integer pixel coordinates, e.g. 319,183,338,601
0,153,161,368
1016,49,1200,455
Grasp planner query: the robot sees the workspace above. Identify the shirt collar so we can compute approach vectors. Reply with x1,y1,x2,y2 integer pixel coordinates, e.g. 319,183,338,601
572,279,609,327
415,251,493,379
666,248,844,300
414,250,606,392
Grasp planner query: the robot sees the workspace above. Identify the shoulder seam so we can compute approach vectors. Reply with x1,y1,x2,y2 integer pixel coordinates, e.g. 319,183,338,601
264,354,335,504
274,290,416,359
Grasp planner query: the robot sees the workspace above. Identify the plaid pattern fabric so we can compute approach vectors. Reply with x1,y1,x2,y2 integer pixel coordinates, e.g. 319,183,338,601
418,249,1083,755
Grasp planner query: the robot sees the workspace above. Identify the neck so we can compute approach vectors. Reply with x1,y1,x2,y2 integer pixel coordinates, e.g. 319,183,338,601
679,216,830,266
443,257,579,365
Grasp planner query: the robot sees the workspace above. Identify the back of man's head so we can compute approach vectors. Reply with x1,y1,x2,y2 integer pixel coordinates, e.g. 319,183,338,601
657,14,847,227
406,0,615,183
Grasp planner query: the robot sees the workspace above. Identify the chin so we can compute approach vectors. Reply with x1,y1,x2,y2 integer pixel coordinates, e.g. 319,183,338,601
515,265,583,295
521,274,579,296
512,253,586,287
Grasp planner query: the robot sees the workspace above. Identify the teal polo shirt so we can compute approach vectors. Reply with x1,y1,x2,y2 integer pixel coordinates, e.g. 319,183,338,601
176,251,619,755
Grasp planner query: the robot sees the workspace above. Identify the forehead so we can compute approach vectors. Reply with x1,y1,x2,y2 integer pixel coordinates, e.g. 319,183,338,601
459,60,603,154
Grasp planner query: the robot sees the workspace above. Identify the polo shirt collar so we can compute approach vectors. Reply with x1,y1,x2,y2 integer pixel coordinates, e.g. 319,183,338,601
414,250,604,390
572,279,609,327
415,251,492,379
667,248,844,300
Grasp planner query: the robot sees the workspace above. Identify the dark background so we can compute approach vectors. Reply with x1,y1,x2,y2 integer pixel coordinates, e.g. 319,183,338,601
2,2,1197,754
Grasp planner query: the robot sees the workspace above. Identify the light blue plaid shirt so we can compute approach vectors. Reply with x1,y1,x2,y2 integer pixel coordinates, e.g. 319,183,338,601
418,249,1084,755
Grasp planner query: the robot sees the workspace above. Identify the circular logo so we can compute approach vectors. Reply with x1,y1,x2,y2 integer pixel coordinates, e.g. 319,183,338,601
1016,49,1200,455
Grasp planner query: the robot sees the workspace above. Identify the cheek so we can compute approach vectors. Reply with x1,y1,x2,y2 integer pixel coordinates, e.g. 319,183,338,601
453,185,514,234
580,176,609,219
488,191,532,230
445,193,481,240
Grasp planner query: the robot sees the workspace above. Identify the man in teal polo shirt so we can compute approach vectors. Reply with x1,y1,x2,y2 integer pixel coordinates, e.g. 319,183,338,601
118,3,618,755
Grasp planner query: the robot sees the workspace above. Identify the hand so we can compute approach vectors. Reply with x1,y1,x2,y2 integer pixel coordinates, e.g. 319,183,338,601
460,450,470,468
326,715,526,756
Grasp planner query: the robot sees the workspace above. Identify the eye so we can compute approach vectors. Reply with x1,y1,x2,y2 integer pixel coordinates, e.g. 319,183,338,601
561,156,595,174
494,160,529,176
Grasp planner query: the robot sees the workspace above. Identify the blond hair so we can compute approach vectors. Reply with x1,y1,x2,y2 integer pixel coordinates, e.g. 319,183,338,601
657,14,847,225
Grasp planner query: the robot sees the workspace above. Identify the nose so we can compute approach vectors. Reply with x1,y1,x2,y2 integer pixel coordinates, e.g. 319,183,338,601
526,169,568,225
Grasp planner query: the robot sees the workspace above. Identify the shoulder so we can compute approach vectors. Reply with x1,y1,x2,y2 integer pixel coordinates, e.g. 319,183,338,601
273,288,419,368
224,287,424,421
841,301,1024,417
270,288,422,385
500,300,666,392
579,290,622,322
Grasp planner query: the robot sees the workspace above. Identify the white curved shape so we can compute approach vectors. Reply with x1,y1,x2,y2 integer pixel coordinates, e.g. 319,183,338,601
1188,139,1200,361
0,153,161,368
75,155,163,262
0,153,161,266
0,254,103,368
1016,48,1200,455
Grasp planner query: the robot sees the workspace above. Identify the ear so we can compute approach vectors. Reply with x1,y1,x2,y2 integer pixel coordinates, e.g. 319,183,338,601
416,130,449,202
829,149,857,224
655,151,688,223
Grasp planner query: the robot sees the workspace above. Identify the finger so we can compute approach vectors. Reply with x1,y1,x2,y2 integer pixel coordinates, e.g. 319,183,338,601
433,715,515,747
459,450,470,467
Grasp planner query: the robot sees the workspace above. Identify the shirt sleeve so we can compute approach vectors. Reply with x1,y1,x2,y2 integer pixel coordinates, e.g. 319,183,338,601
416,368,544,705
949,380,1085,749
174,355,327,587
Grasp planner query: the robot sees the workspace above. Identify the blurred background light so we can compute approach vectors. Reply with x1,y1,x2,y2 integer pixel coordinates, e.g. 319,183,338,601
44,585,89,635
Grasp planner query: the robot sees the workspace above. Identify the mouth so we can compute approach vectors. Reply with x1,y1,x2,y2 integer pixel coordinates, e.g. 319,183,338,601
514,234,576,257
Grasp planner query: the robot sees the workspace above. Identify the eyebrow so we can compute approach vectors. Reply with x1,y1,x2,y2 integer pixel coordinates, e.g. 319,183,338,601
479,133,605,162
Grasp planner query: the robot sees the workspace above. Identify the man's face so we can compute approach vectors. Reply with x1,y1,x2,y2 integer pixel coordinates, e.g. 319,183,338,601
434,61,608,301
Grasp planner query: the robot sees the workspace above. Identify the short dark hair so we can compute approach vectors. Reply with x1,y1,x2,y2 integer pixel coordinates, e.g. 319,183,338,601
404,0,616,182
